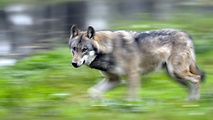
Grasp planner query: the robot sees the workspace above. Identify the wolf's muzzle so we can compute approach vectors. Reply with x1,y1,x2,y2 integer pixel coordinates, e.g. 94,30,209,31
71,60,85,68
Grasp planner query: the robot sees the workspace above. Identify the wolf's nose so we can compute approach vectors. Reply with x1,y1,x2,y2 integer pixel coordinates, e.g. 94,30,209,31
72,61,78,68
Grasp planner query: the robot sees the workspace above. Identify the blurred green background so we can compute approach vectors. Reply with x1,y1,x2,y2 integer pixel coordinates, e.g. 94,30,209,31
0,0,213,120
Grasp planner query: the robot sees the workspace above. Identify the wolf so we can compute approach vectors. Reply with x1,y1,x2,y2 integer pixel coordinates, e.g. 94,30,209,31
68,25,205,101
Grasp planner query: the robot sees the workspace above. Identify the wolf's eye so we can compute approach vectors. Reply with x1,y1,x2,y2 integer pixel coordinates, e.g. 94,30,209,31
73,47,76,51
82,47,88,52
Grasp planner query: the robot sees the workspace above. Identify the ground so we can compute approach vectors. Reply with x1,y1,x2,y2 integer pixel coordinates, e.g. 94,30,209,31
0,16,213,120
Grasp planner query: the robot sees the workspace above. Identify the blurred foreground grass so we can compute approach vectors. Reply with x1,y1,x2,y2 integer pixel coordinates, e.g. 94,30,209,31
0,17,213,120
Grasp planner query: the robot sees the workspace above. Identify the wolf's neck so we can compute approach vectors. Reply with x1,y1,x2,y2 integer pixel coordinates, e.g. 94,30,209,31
89,53,115,71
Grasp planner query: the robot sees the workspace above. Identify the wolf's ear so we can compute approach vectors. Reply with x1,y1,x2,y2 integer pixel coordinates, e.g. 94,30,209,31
87,26,95,39
70,25,80,38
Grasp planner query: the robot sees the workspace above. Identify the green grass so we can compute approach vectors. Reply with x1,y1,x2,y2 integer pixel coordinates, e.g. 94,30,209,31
0,16,213,120
1,47,213,120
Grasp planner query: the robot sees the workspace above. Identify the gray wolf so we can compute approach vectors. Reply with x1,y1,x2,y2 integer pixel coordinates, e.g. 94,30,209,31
68,25,205,101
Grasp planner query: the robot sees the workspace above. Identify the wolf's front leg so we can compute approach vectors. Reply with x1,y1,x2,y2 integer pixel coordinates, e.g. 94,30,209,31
87,72,121,99
126,71,141,101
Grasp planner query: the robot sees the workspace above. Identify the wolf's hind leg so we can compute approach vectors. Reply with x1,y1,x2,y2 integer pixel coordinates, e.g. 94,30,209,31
170,65,200,100
166,59,201,101
173,77,198,101
165,62,193,100
180,73,200,100
174,73,200,100
87,72,121,99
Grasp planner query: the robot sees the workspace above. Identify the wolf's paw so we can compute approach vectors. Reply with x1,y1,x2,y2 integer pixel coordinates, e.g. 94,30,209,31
87,88,103,99
187,93,200,101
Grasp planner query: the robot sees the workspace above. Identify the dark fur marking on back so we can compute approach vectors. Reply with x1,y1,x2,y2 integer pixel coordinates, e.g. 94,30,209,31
135,29,177,43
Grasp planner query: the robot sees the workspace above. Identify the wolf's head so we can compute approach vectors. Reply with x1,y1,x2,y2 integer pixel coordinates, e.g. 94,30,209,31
69,25,99,68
